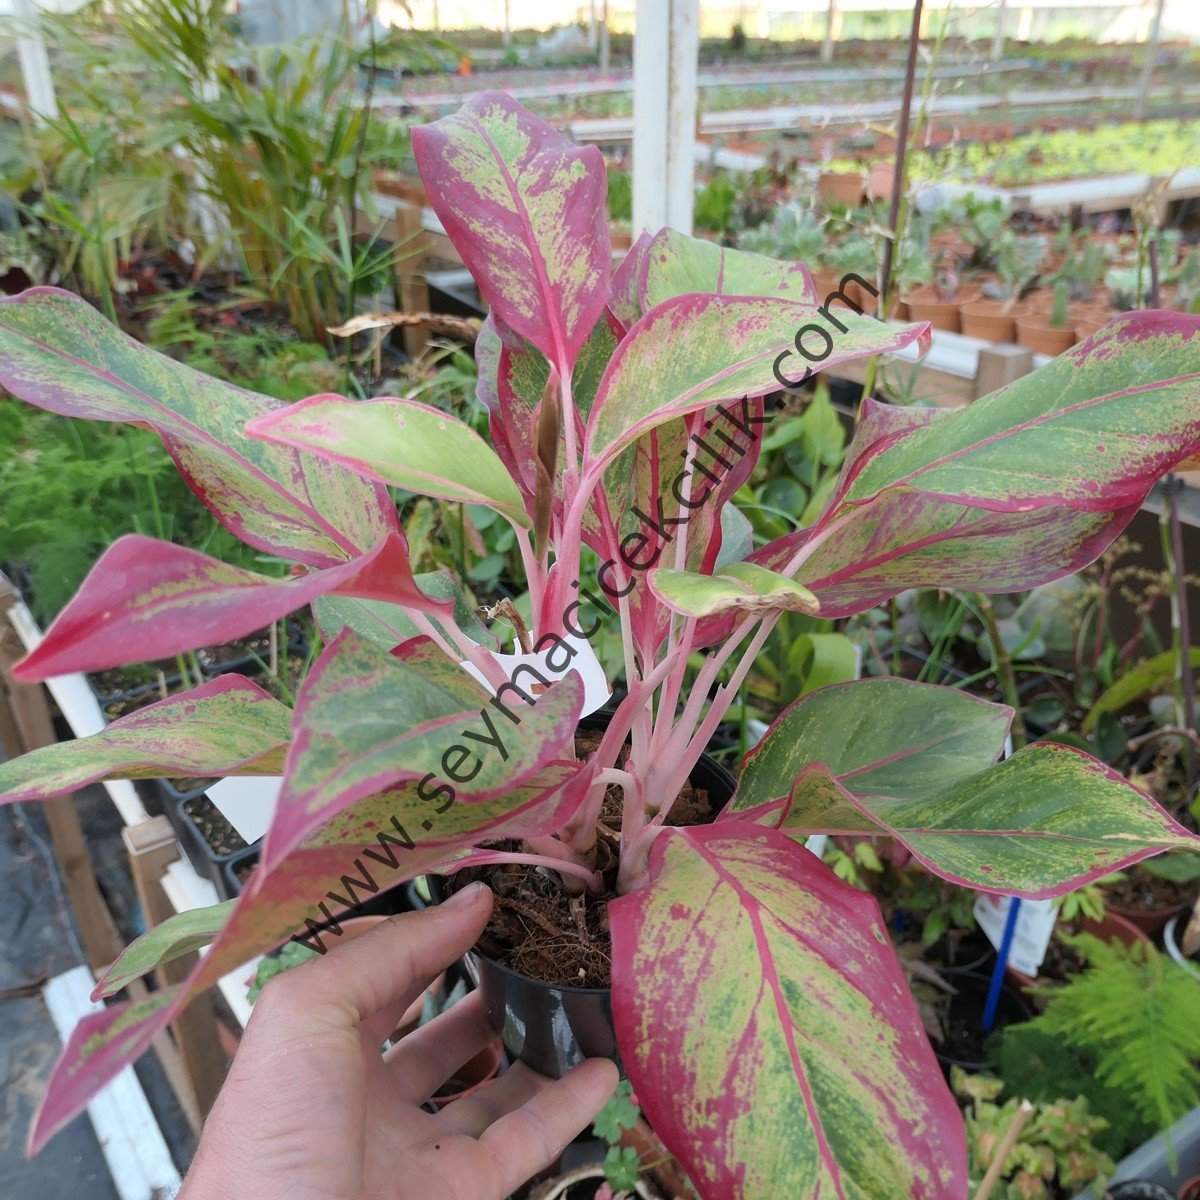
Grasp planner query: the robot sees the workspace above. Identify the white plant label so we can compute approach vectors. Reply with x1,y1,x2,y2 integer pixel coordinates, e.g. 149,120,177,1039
458,632,611,718
207,775,282,845
973,894,1058,978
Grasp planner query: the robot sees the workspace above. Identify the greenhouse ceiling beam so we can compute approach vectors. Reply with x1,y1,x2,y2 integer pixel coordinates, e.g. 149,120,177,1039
632,0,698,236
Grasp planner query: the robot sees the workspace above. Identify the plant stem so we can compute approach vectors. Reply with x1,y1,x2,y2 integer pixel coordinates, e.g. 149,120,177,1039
975,592,1027,749
1160,477,1196,785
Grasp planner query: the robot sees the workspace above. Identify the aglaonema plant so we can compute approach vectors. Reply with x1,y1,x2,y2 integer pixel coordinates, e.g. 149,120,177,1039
2,93,1200,1199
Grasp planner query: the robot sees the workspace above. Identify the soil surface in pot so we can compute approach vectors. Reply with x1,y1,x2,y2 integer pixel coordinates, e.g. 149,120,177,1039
1105,865,1195,915
196,627,273,670
183,794,249,857
445,729,717,988
935,972,1027,1067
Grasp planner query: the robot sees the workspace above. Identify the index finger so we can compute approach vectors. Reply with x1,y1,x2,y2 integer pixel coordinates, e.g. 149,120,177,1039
264,882,492,1029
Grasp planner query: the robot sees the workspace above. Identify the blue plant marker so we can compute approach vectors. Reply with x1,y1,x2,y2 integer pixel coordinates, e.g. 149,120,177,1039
983,897,1021,1033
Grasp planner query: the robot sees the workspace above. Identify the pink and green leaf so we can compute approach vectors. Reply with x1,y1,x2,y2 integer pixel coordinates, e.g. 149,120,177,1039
0,676,290,802
648,561,821,619
638,228,820,314
609,232,654,329
726,678,1200,898
611,823,966,1200
247,394,530,530
412,92,611,370
95,901,236,996
274,628,584,840
777,745,1200,898
313,572,500,654
584,293,930,471
837,311,1200,514
0,288,398,566
14,532,446,680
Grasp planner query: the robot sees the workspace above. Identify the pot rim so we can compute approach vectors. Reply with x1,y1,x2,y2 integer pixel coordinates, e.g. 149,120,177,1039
433,734,737,999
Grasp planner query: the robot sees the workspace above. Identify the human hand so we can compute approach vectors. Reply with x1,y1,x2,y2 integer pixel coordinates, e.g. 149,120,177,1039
179,883,618,1200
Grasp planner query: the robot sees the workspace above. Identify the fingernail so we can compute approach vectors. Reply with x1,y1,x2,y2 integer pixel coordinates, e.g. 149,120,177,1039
442,881,487,910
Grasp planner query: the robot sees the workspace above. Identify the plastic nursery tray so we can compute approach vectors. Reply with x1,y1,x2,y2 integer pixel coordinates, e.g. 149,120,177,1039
161,779,258,902
196,618,309,681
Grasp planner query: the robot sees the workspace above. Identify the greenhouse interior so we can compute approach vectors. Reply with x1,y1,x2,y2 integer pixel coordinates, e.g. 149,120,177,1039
4,2,1200,1198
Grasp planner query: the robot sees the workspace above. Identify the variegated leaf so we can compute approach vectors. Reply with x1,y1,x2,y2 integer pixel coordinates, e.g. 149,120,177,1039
700,314,1200,634
96,901,236,996
609,232,654,329
726,678,1200,898
247,394,530,530
698,495,1135,634
776,746,1200,897
0,288,398,566
276,629,584,838
649,561,821,619
729,679,1010,827
412,92,610,371
836,311,1200,514
585,293,929,471
611,823,966,1200
15,532,445,680
313,571,500,653
494,312,622,540
0,677,290,802
638,228,819,314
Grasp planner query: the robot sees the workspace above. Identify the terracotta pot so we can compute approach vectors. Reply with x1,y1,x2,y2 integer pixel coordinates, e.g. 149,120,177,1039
1015,314,1076,356
866,161,895,201
430,1037,503,1109
1007,911,1151,994
1073,304,1115,339
902,284,981,334
610,226,633,252
960,299,1017,344
1106,896,1190,937
809,268,842,299
818,171,866,208
1179,1174,1200,1200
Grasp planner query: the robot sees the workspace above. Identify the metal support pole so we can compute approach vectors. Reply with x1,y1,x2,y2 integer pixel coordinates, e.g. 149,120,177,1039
1134,0,1166,121
991,0,1007,62
599,0,611,72
632,0,698,236
13,0,58,123
821,0,838,63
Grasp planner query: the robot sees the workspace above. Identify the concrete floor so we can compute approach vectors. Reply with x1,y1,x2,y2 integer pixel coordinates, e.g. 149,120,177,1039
0,788,196,1199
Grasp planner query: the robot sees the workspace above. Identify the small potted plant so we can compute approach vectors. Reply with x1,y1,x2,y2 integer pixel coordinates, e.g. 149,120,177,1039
3,95,1200,1199
1017,280,1078,356
962,231,1045,344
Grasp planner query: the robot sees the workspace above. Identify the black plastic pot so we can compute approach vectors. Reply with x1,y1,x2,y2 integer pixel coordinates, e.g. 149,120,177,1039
433,728,737,1079
1104,1184,1176,1200
932,968,1031,1073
